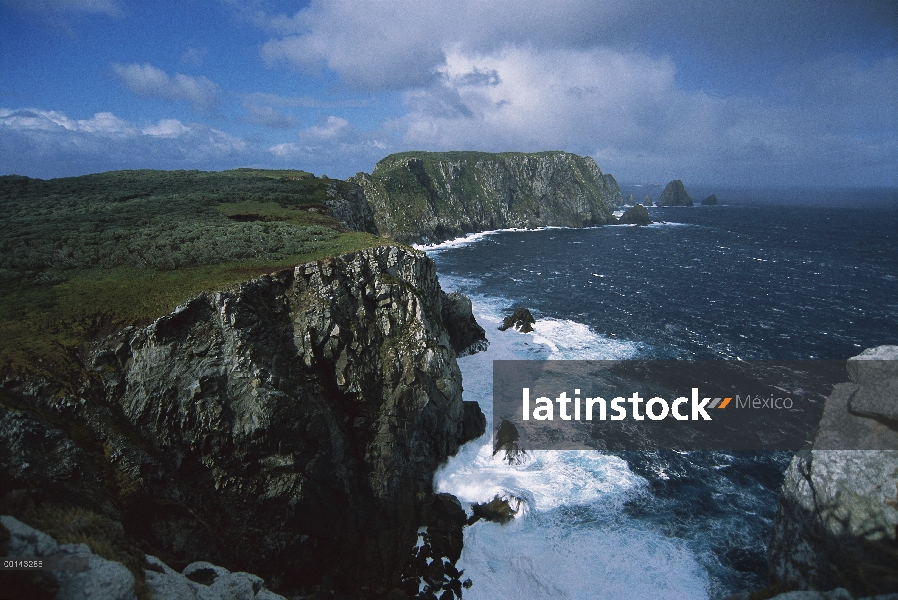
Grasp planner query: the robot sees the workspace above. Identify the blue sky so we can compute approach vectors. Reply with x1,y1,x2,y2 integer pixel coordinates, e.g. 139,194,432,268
1,0,896,186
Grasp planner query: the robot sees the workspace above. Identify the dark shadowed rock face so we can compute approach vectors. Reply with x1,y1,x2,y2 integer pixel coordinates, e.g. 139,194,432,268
618,204,652,226
0,246,486,596
701,194,718,206
768,346,898,596
498,308,536,333
440,290,489,357
657,180,694,206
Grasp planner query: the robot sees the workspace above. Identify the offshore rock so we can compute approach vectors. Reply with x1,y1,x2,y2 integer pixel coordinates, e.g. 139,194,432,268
469,494,521,525
0,246,486,596
498,308,536,333
768,346,898,596
626,194,635,206
440,290,488,357
657,180,694,206
701,194,719,206
618,204,652,226
644,195,654,207
350,151,620,245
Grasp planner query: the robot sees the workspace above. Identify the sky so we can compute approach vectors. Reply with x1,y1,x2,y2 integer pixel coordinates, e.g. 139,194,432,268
1,0,896,187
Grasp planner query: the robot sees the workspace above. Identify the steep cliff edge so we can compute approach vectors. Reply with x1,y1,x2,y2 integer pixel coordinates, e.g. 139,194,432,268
0,245,485,596
767,346,898,596
350,151,620,245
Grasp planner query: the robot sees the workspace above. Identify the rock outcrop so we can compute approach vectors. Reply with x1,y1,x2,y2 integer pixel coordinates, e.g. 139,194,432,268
498,308,536,333
440,290,488,357
0,246,486,596
644,195,654,207
350,151,620,245
657,180,694,206
701,194,719,206
626,194,635,206
618,204,652,226
768,346,898,596
0,515,286,600
325,182,379,234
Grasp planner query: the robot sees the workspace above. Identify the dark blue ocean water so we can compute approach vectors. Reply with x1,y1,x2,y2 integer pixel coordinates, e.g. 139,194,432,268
429,203,898,599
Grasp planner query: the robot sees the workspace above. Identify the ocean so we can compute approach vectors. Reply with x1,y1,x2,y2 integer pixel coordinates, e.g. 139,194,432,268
422,199,898,598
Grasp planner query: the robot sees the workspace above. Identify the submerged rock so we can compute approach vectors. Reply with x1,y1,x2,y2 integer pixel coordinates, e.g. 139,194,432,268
657,180,694,206
618,204,652,226
768,346,898,596
498,308,536,333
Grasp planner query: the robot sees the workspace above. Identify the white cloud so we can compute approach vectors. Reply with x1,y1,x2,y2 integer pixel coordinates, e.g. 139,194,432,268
111,63,222,113
300,116,351,142
179,46,208,68
0,108,250,178
141,119,191,137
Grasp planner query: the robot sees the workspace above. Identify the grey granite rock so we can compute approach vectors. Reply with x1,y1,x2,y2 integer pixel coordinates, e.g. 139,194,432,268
768,346,898,595
1,515,137,600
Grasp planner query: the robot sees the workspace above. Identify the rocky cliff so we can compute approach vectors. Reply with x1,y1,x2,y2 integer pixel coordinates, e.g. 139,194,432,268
767,346,898,596
350,151,621,245
0,245,485,597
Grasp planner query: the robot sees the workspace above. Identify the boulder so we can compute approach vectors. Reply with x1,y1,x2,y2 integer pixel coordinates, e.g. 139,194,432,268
657,180,694,206
498,308,536,333
701,194,718,206
618,204,652,226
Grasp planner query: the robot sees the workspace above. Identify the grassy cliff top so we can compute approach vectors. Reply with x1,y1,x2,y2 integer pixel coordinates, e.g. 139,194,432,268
371,150,580,172
0,168,391,381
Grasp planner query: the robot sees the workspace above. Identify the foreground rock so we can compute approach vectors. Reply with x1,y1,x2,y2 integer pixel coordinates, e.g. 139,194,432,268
351,151,621,244
618,204,652,226
701,194,719,205
657,180,694,206
0,246,485,596
440,290,489,357
498,308,536,333
0,515,285,600
768,346,898,596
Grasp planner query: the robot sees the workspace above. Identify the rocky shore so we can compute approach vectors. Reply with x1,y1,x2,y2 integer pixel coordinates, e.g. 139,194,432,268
1,245,486,598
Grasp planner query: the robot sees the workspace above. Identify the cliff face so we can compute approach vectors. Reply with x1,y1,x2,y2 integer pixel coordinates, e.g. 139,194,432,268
768,346,898,596
350,151,620,245
0,246,485,595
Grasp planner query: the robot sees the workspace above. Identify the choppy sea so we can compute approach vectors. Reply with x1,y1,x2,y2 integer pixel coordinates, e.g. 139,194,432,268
420,198,898,599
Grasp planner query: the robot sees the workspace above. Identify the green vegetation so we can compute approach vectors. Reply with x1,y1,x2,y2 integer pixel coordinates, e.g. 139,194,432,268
0,168,390,380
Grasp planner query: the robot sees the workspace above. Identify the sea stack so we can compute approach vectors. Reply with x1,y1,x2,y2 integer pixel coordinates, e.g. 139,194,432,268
618,204,652,226
657,180,694,206
644,195,654,207
701,194,718,205
627,194,635,205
